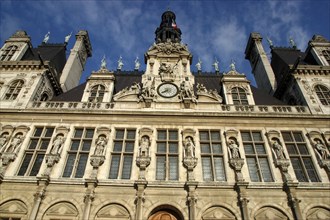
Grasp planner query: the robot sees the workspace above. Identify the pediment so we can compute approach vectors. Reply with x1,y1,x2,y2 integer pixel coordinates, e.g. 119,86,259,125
306,207,330,220
202,207,236,220
254,207,288,220
96,204,130,218
0,200,28,214
45,202,78,216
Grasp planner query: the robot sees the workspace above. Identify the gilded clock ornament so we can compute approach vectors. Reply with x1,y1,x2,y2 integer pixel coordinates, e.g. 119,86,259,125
157,83,178,98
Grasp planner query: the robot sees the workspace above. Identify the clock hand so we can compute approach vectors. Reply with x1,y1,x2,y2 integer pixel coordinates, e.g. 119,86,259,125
161,88,170,93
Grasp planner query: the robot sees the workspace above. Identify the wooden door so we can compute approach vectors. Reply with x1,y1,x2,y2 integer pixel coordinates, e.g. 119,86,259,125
148,211,178,220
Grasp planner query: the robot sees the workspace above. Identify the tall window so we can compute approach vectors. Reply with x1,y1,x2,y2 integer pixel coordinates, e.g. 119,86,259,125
315,85,330,106
232,87,248,105
241,131,273,182
0,45,18,61
4,80,24,100
62,128,94,178
109,129,136,179
156,129,179,180
281,131,319,182
88,85,105,102
18,127,54,176
199,130,226,181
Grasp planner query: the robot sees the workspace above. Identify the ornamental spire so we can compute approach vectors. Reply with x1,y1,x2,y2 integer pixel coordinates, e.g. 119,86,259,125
155,10,182,43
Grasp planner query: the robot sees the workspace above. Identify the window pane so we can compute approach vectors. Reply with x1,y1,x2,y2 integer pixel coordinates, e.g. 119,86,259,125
75,154,88,178
202,157,213,181
255,144,266,154
63,154,76,177
252,132,262,141
259,158,273,182
121,155,133,179
157,142,166,153
40,140,50,150
82,140,91,151
113,141,123,152
34,128,43,137
157,130,166,140
85,129,94,138
169,143,178,153
214,157,226,181
109,155,120,179
212,143,222,154
290,158,307,182
282,132,293,142
293,132,303,142
247,158,260,182
28,139,38,149
29,154,45,176
297,144,308,155
45,128,54,137
241,132,251,141
303,158,319,182
125,142,134,152
199,131,209,141
201,143,211,153
74,129,83,138
169,156,178,180
17,154,33,176
286,144,297,155
71,140,80,151
126,130,136,139
169,130,178,140
116,130,125,139
156,156,166,180
211,131,220,141
244,144,254,154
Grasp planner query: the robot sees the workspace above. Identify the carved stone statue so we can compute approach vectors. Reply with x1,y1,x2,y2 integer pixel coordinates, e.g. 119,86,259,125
212,58,219,72
289,37,296,47
117,56,124,70
51,135,64,154
0,133,9,153
184,136,195,158
139,136,150,157
5,133,23,153
266,37,273,47
142,77,155,98
94,135,107,156
228,139,240,159
134,57,140,70
159,62,173,75
229,60,236,71
43,31,50,43
65,32,72,43
314,140,329,160
272,139,285,159
180,79,194,98
101,55,107,69
196,59,202,71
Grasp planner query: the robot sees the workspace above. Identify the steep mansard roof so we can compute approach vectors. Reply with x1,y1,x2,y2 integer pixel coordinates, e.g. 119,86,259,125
51,72,285,105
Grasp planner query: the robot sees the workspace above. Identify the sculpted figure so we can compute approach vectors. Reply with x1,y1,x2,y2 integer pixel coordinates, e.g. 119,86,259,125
180,79,193,98
0,133,9,153
159,63,172,75
101,55,107,69
184,136,195,158
94,135,107,156
272,139,285,159
314,140,329,160
228,139,240,159
212,58,219,72
142,77,155,97
135,57,140,70
196,59,202,71
139,136,150,157
6,133,23,153
43,31,50,43
117,56,124,70
51,135,64,154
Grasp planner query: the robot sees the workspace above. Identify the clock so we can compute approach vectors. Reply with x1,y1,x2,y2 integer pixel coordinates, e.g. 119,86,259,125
157,83,178,98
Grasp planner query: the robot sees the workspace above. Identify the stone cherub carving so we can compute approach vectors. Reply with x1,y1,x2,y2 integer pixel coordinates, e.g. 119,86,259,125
139,135,150,157
183,136,195,158
313,139,329,160
94,135,107,156
50,134,64,155
5,133,23,154
272,138,286,159
0,133,9,153
228,139,240,159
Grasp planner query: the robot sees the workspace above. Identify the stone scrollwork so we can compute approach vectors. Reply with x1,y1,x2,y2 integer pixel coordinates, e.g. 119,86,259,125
148,41,189,55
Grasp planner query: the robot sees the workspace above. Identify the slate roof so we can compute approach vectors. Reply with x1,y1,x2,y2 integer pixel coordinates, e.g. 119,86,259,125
51,72,285,105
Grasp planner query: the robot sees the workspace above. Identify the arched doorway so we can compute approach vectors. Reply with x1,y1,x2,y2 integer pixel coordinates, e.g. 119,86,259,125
148,206,183,220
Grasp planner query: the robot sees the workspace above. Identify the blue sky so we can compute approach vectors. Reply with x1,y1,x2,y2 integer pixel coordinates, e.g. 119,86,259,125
1,0,329,86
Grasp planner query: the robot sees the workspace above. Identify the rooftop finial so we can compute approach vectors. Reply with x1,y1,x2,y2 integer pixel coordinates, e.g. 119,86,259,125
229,60,236,71
212,57,219,72
134,56,140,71
196,58,202,71
117,56,124,70
266,36,273,47
289,37,296,48
43,31,50,43
101,55,107,69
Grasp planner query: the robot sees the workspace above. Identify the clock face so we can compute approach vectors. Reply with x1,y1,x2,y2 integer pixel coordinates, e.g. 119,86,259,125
157,83,178,98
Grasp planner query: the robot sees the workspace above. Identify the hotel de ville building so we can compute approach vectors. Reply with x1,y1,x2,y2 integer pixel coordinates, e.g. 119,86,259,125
0,10,329,220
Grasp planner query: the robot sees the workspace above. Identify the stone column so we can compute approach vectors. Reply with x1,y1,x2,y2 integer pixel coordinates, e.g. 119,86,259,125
283,182,303,220
134,180,147,220
235,182,249,220
29,177,49,220
83,179,97,220
186,181,198,220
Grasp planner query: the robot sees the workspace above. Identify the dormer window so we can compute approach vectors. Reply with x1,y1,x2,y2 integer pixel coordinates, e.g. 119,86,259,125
0,45,18,61
322,50,330,64
232,87,248,105
88,85,105,102
4,80,24,100
315,84,330,105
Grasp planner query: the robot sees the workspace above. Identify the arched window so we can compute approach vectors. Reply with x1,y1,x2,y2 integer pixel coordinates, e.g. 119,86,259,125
0,45,18,61
4,80,24,100
88,85,105,102
231,87,248,105
40,93,49,101
315,84,330,105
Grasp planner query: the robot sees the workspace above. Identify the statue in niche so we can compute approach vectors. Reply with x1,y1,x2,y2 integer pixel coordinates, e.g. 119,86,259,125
139,136,150,157
272,138,286,159
5,133,23,153
0,133,9,153
184,136,195,158
94,135,107,156
228,139,240,159
314,139,329,160
51,134,64,154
